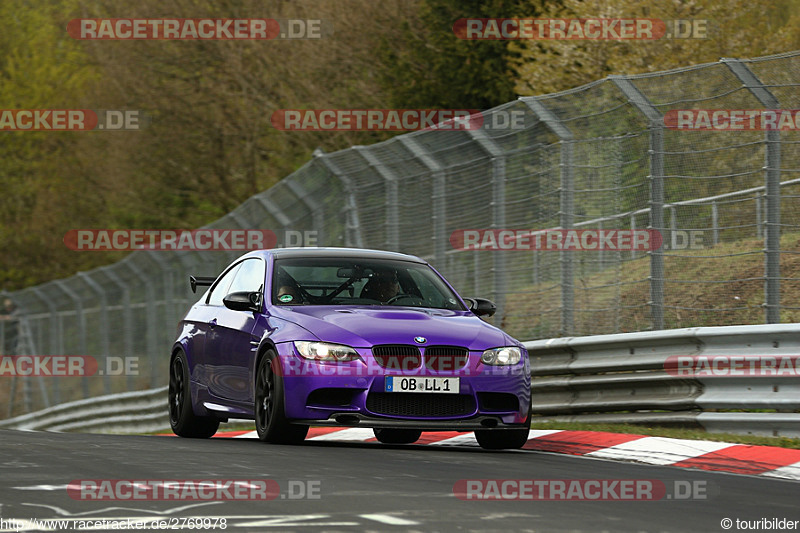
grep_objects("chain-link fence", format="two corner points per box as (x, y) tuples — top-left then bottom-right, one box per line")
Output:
(3, 50), (800, 418)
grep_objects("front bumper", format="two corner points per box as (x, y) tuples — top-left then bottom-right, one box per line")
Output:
(291, 413), (527, 431)
(276, 348), (531, 425)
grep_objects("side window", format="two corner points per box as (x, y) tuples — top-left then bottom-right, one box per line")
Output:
(228, 259), (266, 295)
(207, 263), (242, 306)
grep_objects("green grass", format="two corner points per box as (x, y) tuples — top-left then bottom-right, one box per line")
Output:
(502, 230), (800, 339)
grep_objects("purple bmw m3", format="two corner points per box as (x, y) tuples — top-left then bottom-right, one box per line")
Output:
(169, 247), (531, 449)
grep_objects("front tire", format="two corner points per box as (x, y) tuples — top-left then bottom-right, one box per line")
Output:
(169, 350), (219, 438)
(255, 351), (308, 444)
(373, 428), (422, 444)
(475, 405), (531, 450)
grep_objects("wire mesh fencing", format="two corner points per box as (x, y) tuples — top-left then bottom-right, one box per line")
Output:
(2, 50), (800, 418)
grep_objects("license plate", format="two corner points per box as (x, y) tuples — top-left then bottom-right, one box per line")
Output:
(384, 376), (459, 394)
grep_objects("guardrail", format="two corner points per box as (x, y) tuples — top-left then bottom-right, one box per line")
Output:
(1, 325), (799, 438)
(525, 324), (800, 438)
(0, 386), (168, 434)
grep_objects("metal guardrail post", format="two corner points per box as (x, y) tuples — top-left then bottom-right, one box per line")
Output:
(354, 146), (400, 251)
(521, 97), (575, 335)
(609, 76), (665, 331)
(465, 128), (508, 326)
(398, 137), (447, 269)
(721, 58), (782, 323)
(313, 148), (364, 248)
(53, 280), (90, 397)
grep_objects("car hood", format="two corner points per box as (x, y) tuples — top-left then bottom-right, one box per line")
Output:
(270, 306), (512, 350)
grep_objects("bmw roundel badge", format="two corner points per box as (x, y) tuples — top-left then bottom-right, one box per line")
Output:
(414, 336), (427, 344)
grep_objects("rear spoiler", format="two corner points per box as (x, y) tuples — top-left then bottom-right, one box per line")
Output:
(190, 275), (217, 293)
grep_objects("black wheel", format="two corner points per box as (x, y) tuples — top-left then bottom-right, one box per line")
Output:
(475, 405), (532, 450)
(373, 428), (422, 444)
(169, 350), (219, 438)
(255, 351), (308, 444)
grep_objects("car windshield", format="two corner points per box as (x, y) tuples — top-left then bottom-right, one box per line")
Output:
(271, 257), (466, 310)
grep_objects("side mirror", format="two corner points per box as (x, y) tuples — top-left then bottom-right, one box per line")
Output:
(223, 291), (262, 313)
(465, 297), (496, 317)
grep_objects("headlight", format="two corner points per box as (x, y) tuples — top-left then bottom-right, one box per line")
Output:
(294, 341), (360, 362)
(480, 346), (521, 366)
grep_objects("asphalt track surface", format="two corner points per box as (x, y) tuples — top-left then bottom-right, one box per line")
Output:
(1, 429), (798, 532)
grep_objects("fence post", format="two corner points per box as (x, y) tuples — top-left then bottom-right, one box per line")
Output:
(354, 146), (400, 251)
(711, 201), (719, 246)
(29, 288), (58, 406)
(755, 193), (762, 238)
(284, 177), (326, 246)
(521, 97), (576, 335)
(122, 260), (159, 388)
(78, 272), (111, 395)
(251, 197), (291, 247)
(99, 267), (135, 391)
(667, 206), (674, 251)
(313, 148), (364, 248)
(721, 58), (782, 323)
(53, 280), (90, 397)
(610, 76), (665, 331)
(465, 128), (507, 325)
(398, 136), (447, 269)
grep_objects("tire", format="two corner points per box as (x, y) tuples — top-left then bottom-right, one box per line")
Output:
(255, 350), (308, 444)
(169, 350), (219, 438)
(373, 428), (422, 444)
(474, 405), (532, 450)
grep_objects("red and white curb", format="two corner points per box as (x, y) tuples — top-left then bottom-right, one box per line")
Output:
(196, 427), (800, 481)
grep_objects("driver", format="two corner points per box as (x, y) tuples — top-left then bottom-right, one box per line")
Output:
(361, 269), (400, 303)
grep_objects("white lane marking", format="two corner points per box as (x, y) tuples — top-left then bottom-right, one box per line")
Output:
(527, 429), (564, 439)
(22, 502), (221, 517)
(12, 484), (69, 491)
(306, 428), (376, 442)
(235, 515), (359, 527)
(761, 460), (800, 481)
(427, 433), (479, 446)
(586, 436), (733, 465)
(360, 513), (420, 525)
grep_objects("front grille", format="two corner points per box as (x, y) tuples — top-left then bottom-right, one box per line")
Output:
(372, 344), (421, 370)
(366, 392), (475, 417)
(424, 345), (469, 371)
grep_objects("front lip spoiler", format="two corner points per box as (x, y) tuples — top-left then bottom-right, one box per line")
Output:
(290, 413), (525, 431)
